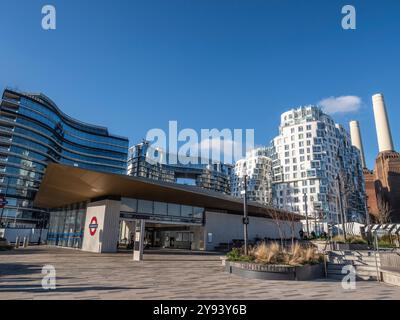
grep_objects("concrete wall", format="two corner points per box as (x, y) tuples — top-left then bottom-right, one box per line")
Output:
(203, 211), (301, 250)
(82, 199), (121, 253)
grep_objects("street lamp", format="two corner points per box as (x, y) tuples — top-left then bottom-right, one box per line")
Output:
(242, 175), (249, 255)
(336, 173), (347, 241)
(303, 192), (310, 237)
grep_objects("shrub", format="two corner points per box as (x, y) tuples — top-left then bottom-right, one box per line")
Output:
(227, 248), (253, 262)
(253, 242), (281, 264)
(332, 235), (367, 244)
(226, 242), (324, 266)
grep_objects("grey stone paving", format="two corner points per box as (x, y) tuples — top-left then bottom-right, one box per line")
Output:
(1, 246), (400, 300)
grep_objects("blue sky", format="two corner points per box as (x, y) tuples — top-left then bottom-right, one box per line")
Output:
(0, 0), (399, 168)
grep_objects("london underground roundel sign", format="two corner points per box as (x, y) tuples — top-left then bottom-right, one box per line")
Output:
(89, 217), (98, 236)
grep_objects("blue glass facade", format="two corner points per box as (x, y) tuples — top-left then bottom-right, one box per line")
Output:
(0, 89), (129, 228)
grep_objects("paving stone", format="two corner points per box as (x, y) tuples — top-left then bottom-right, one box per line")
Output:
(1, 246), (400, 299)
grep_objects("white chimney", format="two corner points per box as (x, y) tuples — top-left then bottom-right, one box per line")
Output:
(372, 93), (394, 153)
(349, 120), (366, 168)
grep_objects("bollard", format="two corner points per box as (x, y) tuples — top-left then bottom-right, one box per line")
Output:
(26, 237), (29, 247)
(23, 237), (27, 248)
(15, 236), (20, 248)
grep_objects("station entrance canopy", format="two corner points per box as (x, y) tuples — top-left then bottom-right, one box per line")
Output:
(35, 164), (302, 254)
(34, 163), (301, 221)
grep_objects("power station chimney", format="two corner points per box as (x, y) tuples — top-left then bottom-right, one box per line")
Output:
(349, 120), (366, 168)
(372, 93), (395, 153)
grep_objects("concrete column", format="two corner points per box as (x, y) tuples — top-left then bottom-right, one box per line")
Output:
(133, 219), (145, 261)
(349, 120), (367, 168)
(82, 199), (121, 253)
(372, 93), (394, 153)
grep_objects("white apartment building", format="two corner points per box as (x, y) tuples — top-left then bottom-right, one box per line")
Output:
(231, 147), (273, 205)
(270, 106), (366, 233)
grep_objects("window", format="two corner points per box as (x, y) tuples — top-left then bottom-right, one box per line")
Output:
(168, 203), (181, 216)
(181, 205), (193, 217)
(154, 202), (167, 215)
(138, 200), (153, 214)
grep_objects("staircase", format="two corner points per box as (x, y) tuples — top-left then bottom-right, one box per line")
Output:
(327, 250), (381, 281)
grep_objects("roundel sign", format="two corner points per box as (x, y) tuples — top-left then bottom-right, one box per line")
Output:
(89, 217), (99, 236)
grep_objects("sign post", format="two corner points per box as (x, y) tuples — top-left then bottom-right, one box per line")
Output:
(133, 219), (145, 261)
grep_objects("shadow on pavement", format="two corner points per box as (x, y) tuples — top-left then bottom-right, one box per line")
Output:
(0, 284), (151, 293)
(0, 263), (43, 277)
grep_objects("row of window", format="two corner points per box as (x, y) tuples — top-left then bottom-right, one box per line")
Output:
(20, 98), (128, 147)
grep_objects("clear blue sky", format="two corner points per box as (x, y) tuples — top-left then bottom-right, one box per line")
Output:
(1, 0), (399, 169)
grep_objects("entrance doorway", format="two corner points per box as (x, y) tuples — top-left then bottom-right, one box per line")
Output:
(145, 223), (194, 250)
(118, 219), (201, 251)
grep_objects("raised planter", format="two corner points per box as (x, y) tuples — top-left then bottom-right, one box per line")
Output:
(225, 260), (324, 281)
(332, 243), (369, 251)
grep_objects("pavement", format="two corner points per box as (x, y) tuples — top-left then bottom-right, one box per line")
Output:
(1, 246), (400, 300)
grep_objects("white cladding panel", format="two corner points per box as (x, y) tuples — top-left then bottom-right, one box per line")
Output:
(82, 200), (121, 253)
(203, 211), (301, 250)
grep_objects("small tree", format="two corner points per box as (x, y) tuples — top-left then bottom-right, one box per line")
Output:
(269, 209), (285, 248)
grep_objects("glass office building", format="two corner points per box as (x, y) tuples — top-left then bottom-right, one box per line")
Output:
(0, 89), (129, 228)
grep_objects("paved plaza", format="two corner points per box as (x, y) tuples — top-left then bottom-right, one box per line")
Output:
(1, 246), (400, 300)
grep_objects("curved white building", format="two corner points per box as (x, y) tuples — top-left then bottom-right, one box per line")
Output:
(231, 147), (273, 205)
(270, 106), (366, 232)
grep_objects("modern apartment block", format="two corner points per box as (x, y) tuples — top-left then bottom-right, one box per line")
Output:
(231, 147), (273, 205)
(0, 89), (129, 228)
(269, 106), (366, 231)
(127, 141), (233, 194)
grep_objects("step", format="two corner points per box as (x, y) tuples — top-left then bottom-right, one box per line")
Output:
(355, 265), (381, 272)
(327, 274), (346, 280)
(327, 262), (380, 271)
(327, 271), (378, 281)
(329, 251), (377, 258)
(328, 257), (380, 264)
(329, 253), (379, 259)
(327, 264), (350, 271)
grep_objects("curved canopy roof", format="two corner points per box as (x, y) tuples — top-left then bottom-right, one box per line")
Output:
(34, 163), (302, 221)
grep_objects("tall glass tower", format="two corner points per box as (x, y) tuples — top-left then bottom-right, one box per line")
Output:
(0, 89), (129, 228)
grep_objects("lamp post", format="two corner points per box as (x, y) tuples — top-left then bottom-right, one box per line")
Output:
(336, 173), (347, 241)
(242, 175), (249, 255)
(303, 192), (310, 237)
